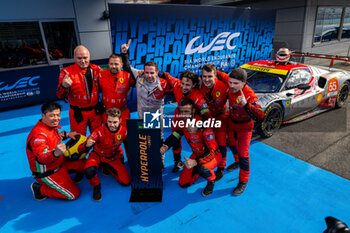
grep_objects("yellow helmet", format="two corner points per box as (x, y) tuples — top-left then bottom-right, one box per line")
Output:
(63, 135), (88, 160)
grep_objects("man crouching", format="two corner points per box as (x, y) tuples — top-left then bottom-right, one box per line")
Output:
(83, 108), (130, 201)
(160, 99), (222, 197)
(26, 102), (83, 201)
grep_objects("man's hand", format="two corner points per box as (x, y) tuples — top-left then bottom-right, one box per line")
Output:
(54, 139), (66, 157)
(138, 70), (144, 77)
(62, 74), (72, 88)
(86, 138), (96, 148)
(184, 156), (197, 169)
(160, 144), (169, 154)
(237, 89), (247, 106)
(121, 39), (131, 54)
(68, 131), (79, 140)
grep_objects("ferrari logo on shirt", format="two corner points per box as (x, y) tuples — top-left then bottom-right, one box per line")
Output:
(119, 78), (124, 83)
(117, 134), (122, 140)
(216, 91), (220, 97)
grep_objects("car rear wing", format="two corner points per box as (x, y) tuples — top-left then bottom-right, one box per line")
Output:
(291, 52), (350, 69)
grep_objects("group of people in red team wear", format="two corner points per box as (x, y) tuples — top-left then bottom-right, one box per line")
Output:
(26, 44), (264, 202)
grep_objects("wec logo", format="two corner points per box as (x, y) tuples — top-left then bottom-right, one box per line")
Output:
(185, 32), (240, 55)
(0, 76), (40, 91)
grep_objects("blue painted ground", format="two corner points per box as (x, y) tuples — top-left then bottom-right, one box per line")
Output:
(0, 101), (349, 233)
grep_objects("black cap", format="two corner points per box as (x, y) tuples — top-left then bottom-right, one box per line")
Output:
(229, 68), (247, 83)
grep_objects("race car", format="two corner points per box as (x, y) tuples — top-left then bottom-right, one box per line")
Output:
(240, 59), (350, 138)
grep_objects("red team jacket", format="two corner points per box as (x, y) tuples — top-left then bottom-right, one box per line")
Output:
(216, 71), (264, 130)
(99, 70), (135, 110)
(173, 115), (218, 164)
(199, 78), (229, 117)
(87, 124), (127, 159)
(163, 72), (210, 116)
(26, 121), (64, 173)
(56, 63), (102, 108)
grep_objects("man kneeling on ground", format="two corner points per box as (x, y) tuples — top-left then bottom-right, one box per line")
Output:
(26, 102), (84, 201)
(160, 99), (222, 197)
(82, 108), (130, 201)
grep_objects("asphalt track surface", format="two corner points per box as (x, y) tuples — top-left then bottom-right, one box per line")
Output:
(0, 101), (349, 232)
(260, 93), (350, 180)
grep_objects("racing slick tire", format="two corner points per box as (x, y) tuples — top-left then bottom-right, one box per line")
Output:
(335, 81), (350, 108)
(257, 103), (283, 138)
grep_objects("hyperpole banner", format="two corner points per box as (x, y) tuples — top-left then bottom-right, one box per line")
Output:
(127, 119), (163, 202)
(109, 4), (275, 77)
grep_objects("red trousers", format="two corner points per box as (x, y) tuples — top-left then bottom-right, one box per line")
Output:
(214, 113), (228, 168)
(36, 159), (85, 200)
(84, 151), (130, 187)
(179, 152), (221, 187)
(227, 120), (252, 183)
(172, 107), (182, 157)
(69, 108), (102, 136)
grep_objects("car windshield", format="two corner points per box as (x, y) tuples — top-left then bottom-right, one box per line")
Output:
(244, 69), (287, 93)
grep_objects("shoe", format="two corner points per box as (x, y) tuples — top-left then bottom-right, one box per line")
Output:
(30, 182), (47, 201)
(227, 162), (240, 171)
(172, 160), (184, 173)
(101, 166), (110, 176)
(93, 184), (102, 201)
(215, 168), (225, 181)
(232, 182), (247, 196)
(73, 172), (84, 183)
(202, 181), (215, 197)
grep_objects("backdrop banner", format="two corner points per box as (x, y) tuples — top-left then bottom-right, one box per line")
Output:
(0, 65), (59, 111)
(109, 3), (275, 77)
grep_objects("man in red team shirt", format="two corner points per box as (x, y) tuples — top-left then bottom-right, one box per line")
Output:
(224, 68), (264, 195)
(199, 64), (231, 181)
(56, 45), (103, 136)
(160, 99), (221, 197)
(99, 53), (135, 127)
(162, 71), (211, 172)
(26, 102), (85, 201)
(82, 108), (130, 201)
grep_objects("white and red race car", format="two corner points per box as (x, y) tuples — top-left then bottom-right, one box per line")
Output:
(240, 60), (350, 137)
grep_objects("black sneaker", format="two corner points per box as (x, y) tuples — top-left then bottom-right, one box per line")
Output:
(232, 182), (247, 196)
(215, 167), (225, 181)
(30, 182), (47, 201)
(73, 172), (84, 183)
(101, 166), (110, 176)
(227, 162), (240, 171)
(202, 181), (215, 197)
(172, 160), (184, 173)
(93, 184), (102, 201)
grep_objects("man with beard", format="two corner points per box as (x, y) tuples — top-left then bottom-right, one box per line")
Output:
(162, 71), (211, 172)
(99, 53), (135, 127)
(160, 99), (221, 197)
(82, 108), (130, 201)
(120, 41), (171, 170)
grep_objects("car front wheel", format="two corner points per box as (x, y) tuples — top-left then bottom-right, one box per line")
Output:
(257, 103), (283, 138)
